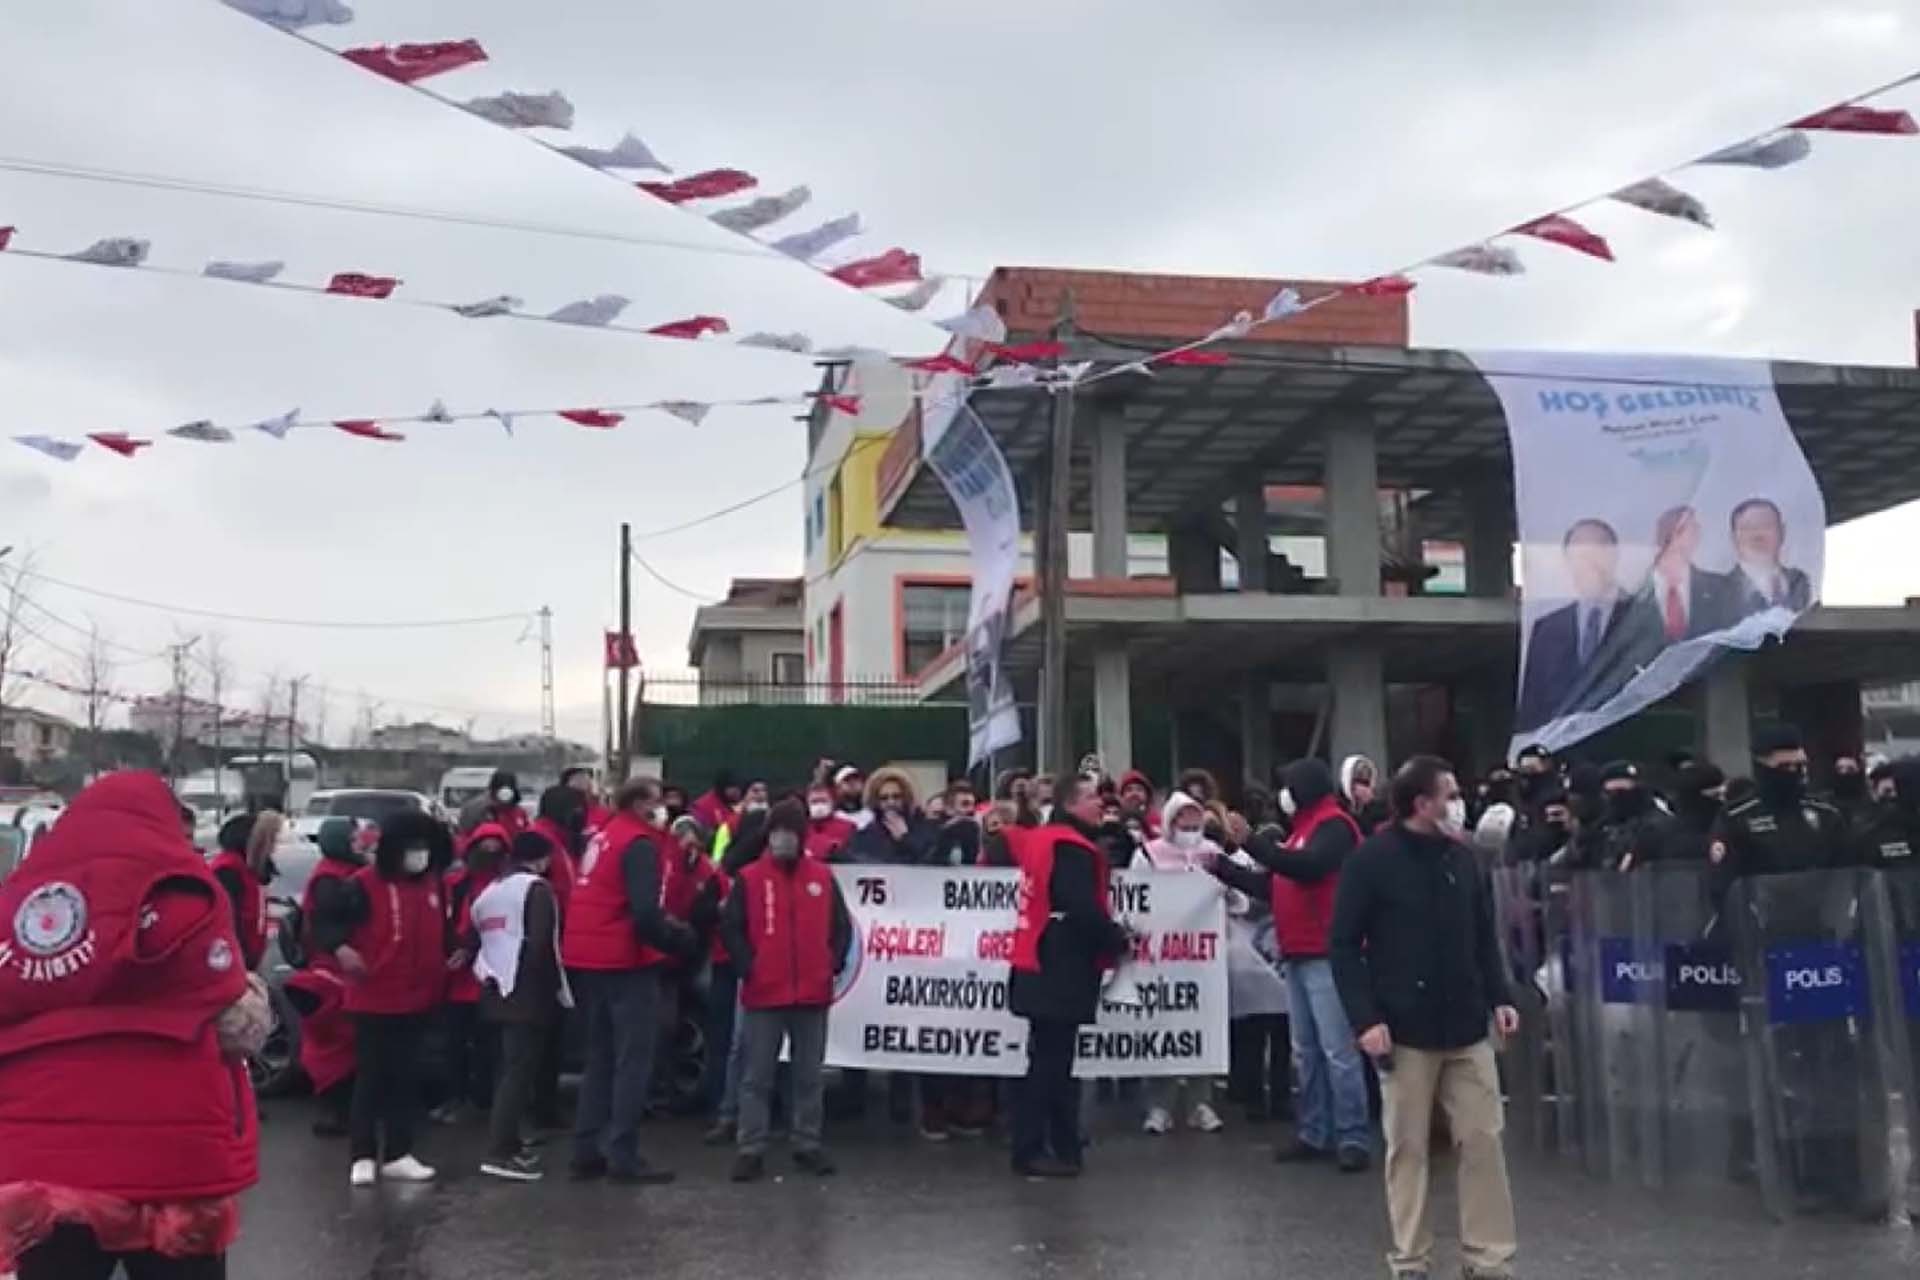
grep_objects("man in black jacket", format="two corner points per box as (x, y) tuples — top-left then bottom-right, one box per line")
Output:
(1330, 756), (1518, 1280)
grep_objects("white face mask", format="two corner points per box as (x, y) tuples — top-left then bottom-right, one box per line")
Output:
(1443, 798), (1468, 834)
(650, 805), (668, 827)
(745, 800), (767, 813)
(768, 830), (802, 862)
(493, 787), (516, 805)
(401, 848), (431, 875)
(1278, 788), (1296, 817)
(1172, 828), (1204, 849)
(808, 800), (833, 821)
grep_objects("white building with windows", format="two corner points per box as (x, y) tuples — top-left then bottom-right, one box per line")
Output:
(686, 577), (807, 704)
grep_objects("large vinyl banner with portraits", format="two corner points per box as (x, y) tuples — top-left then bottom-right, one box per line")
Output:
(1471, 352), (1825, 759)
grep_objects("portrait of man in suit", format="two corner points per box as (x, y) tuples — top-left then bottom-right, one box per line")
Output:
(1516, 517), (1632, 733)
(1729, 497), (1812, 615)
(1642, 505), (1736, 642)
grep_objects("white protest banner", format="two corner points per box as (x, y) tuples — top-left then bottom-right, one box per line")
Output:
(1472, 351), (1825, 758)
(825, 865), (1228, 1078)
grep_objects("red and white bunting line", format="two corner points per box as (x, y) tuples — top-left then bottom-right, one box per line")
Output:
(215, 2), (964, 323)
(1076, 67), (1920, 387)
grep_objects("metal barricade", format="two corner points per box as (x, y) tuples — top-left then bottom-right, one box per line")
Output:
(1728, 869), (1905, 1222)
(1643, 866), (1747, 1191)
(1539, 875), (1585, 1162)
(1864, 870), (1918, 1220)
(1490, 864), (1551, 1153)
(1567, 871), (1663, 1184)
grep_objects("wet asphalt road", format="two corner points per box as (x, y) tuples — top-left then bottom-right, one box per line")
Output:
(236, 1095), (1920, 1280)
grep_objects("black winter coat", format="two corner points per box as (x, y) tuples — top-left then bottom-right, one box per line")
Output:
(1330, 823), (1510, 1052)
(1008, 831), (1129, 1025)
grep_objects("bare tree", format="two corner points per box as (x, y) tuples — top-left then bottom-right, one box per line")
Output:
(355, 689), (385, 748)
(0, 548), (40, 729)
(256, 671), (283, 754)
(312, 682), (330, 748)
(70, 620), (117, 779)
(201, 631), (232, 800)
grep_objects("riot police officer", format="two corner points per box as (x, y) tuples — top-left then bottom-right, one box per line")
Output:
(1852, 758), (1919, 868)
(1621, 762), (1723, 869)
(1708, 722), (1851, 898)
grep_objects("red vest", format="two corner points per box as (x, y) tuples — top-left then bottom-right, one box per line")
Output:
(284, 965), (355, 1093)
(561, 812), (676, 972)
(736, 856), (837, 1010)
(299, 856), (359, 972)
(442, 865), (494, 1004)
(1008, 823), (1111, 974)
(805, 814), (855, 861)
(208, 849), (268, 972)
(530, 816), (578, 921)
(1270, 798), (1359, 959)
(0, 772), (257, 1201)
(343, 867), (446, 1015)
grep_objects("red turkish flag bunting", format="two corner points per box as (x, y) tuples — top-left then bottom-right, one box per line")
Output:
(88, 432), (152, 457)
(1162, 350), (1233, 366)
(334, 420), (405, 442)
(816, 394), (861, 415)
(0, 227), (13, 251)
(1353, 274), (1418, 297)
(647, 315), (731, 340)
(341, 40), (489, 84)
(604, 630), (639, 670)
(903, 354), (979, 375)
(828, 249), (923, 288)
(989, 340), (1066, 361)
(558, 409), (625, 429)
(1513, 214), (1614, 262)
(1790, 103), (1918, 134)
(637, 169), (758, 204)
(326, 272), (400, 298)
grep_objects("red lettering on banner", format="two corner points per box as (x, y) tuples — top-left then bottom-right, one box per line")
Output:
(976, 929), (1015, 961)
(866, 922), (949, 961)
(1158, 931), (1218, 963)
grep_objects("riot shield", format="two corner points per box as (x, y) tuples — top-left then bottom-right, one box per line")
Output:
(1861, 869), (1917, 1223)
(1567, 871), (1662, 1186)
(1729, 869), (1902, 1222)
(1538, 877), (1584, 1161)
(1491, 864), (1550, 1153)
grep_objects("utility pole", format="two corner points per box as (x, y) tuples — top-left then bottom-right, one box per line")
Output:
(1038, 295), (1076, 778)
(617, 524), (633, 782)
(166, 636), (199, 786)
(538, 605), (557, 756)
(286, 676), (305, 768)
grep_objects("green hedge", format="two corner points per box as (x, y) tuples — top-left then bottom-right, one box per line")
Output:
(637, 703), (970, 791)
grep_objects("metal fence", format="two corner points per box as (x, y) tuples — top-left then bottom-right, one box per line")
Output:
(639, 673), (960, 709)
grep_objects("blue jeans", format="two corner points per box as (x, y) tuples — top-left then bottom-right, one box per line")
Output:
(572, 967), (661, 1174)
(1287, 957), (1370, 1153)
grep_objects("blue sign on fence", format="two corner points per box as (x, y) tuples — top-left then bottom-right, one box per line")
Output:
(1901, 942), (1920, 1020)
(1764, 941), (1868, 1026)
(1598, 937), (1662, 1005)
(1663, 942), (1742, 1014)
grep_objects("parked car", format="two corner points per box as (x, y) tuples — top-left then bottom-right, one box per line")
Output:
(291, 789), (431, 845)
(0, 800), (64, 885)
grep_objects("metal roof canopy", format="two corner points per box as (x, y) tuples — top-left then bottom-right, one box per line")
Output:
(880, 342), (1920, 541)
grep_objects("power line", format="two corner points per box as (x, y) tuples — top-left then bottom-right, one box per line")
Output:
(19, 568), (533, 631)
(631, 433), (888, 542)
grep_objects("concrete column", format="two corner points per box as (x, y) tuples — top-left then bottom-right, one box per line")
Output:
(1327, 641), (1389, 772)
(1093, 639), (1133, 775)
(1465, 484), (1515, 599)
(1324, 418), (1381, 597)
(1089, 410), (1129, 579)
(1235, 482), (1268, 593)
(1240, 671), (1272, 788)
(1701, 657), (1752, 775)
(1169, 524), (1222, 594)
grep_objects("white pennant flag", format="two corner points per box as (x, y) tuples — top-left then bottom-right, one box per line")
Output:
(654, 401), (711, 426)
(981, 364), (1040, 389)
(1698, 131), (1811, 170)
(547, 294), (630, 326)
(485, 409), (515, 437)
(815, 344), (888, 360)
(1611, 177), (1713, 228)
(451, 294), (521, 318)
(710, 185), (813, 234)
(250, 408), (300, 441)
(204, 259), (285, 284)
(168, 420), (234, 443)
(14, 435), (82, 462)
(423, 399), (454, 424)
(737, 331), (814, 353)
(769, 213), (862, 261)
(1432, 243), (1527, 275)
(934, 304), (1008, 344)
(557, 131), (667, 172)
(1261, 286), (1307, 322)
(66, 237), (149, 267)
(221, 0), (353, 27)
(464, 90), (575, 130)
(1207, 310), (1256, 342)
(886, 276), (946, 312)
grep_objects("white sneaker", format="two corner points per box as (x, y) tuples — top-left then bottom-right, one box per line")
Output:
(1142, 1107), (1173, 1135)
(1189, 1101), (1225, 1133)
(380, 1155), (437, 1183)
(349, 1159), (378, 1188)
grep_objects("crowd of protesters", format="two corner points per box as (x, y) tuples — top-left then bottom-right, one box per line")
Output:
(2, 725), (1916, 1276)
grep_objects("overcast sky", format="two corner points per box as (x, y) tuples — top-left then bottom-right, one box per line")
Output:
(2, 0), (1918, 745)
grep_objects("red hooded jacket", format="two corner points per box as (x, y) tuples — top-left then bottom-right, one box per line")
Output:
(342, 865), (446, 1016)
(0, 772), (257, 1201)
(735, 855), (838, 1010)
(805, 813), (855, 861)
(561, 811), (679, 972)
(1270, 796), (1360, 958)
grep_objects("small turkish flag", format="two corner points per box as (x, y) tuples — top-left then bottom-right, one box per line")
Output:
(816, 394), (861, 416)
(828, 249), (922, 289)
(1353, 274), (1418, 297)
(0, 227), (14, 251)
(637, 169), (758, 204)
(1513, 214), (1615, 262)
(88, 432), (152, 457)
(341, 40), (489, 84)
(558, 409), (625, 429)
(1789, 104), (1918, 135)
(1161, 350), (1232, 366)
(903, 354), (979, 375)
(604, 630), (639, 670)
(326, 272), (400, 299)
(334, 420), (405, 442)
(647, 315), (730, 340)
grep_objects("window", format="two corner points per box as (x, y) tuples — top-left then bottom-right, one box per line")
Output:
(33, 724), (52, 748)
(900, 582), (970, 676)
(771, 652), (804, 685)
(826, 473), (845, 563)
(814, 492), (826, 538)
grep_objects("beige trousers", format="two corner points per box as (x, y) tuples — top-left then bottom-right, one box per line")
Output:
(1379, 1038), (1517, 1277)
